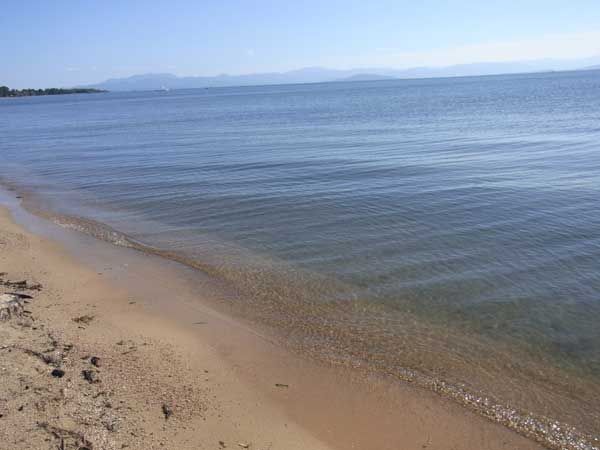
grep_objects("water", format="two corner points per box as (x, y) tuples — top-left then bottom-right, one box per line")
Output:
(2, 70), (600, 446)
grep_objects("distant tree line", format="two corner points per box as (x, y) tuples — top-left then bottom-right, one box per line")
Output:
(0, 86), (106, 97)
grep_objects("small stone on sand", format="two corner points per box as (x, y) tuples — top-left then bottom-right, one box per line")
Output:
(51, 369), (65, 378)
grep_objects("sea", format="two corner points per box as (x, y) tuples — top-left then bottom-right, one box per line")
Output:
(1, 70), (599, 448)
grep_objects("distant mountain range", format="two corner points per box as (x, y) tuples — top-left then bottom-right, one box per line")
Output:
(81, 55), (600, 91)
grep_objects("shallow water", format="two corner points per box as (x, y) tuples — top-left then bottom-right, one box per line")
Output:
(1, 71), (600, 444)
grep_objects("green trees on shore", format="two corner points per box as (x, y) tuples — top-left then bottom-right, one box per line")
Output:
(0, 86), (105, 97)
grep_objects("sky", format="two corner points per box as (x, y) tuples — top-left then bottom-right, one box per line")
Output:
(2, 0), (600, 88)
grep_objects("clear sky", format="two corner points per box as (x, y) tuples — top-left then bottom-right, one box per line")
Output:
(2, 0), (600, 88)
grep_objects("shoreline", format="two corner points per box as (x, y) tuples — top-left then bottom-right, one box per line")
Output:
(0, 203), (338, 450)
(4, 182), (600, 449)
(0, 190), (591, 450)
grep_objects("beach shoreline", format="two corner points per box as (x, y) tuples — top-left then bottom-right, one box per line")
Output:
(0, 193), (570, 450)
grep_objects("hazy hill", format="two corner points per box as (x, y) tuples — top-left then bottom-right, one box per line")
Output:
(81, 55), (600, 91)
(82, 68), (394, 91)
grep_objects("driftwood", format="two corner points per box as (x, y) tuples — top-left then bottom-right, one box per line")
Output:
(0, 275), (42, 291)
(0, 293), (27, 321)
(37, 422), (93, 450)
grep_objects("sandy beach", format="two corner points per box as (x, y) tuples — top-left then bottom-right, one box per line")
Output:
(0, 200), (549, 450)
(4, 2), (600, 448)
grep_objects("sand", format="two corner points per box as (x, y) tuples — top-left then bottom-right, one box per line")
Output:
(0, 202), (547, 450)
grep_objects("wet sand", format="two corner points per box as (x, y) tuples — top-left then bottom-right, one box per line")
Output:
(0, 198), (550, 450)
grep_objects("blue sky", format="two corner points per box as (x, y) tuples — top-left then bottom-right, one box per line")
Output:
(2, 0), (600, 88)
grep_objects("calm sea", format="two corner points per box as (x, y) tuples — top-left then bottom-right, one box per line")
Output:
(2, 70), (600, 445)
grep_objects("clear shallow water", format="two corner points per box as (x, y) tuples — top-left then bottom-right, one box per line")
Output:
(2, 71), (600, 444)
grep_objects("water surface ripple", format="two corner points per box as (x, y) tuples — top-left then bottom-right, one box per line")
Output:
(2, 70), (600, 448)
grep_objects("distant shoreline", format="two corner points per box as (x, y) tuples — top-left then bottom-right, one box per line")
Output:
(0, 86), (106, 98)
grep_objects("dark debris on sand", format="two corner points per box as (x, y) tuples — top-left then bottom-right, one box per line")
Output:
(0, 273), (42, 291)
